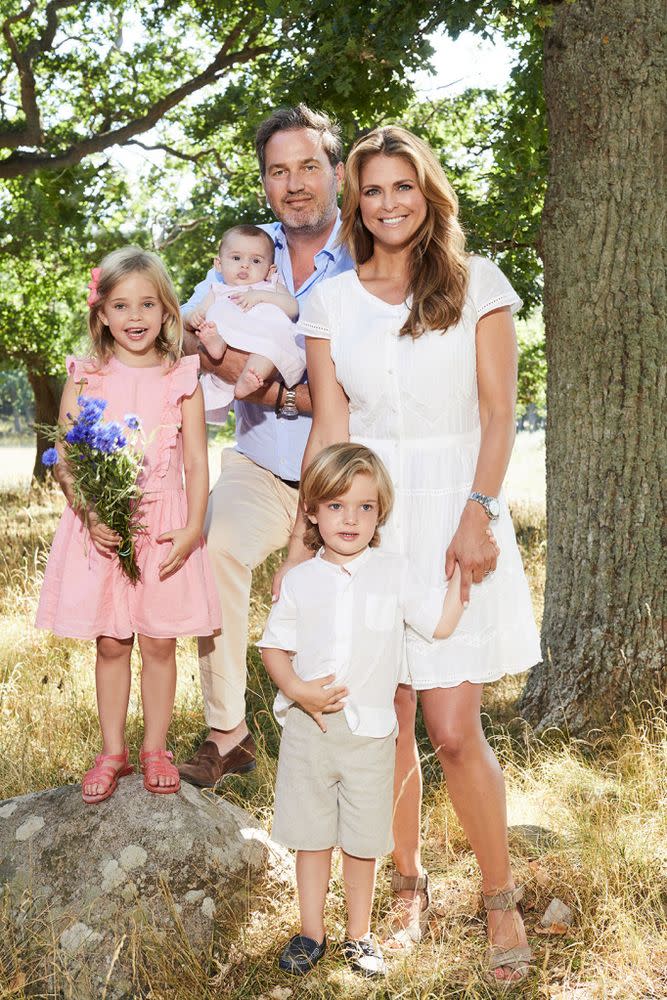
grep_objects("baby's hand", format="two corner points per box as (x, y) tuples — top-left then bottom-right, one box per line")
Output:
(230, 289), (263, 313)
(157, 527), (200, 579)
(195, 321), (224, 357)
(294, 674), (348, 732)
(87, 510), (121, 557)
(185, 307), (207, 330)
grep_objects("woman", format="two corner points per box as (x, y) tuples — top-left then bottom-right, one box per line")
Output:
(276, 126), (541, 982)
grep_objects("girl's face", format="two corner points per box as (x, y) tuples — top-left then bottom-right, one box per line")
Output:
(308, 472), (380, 565)
(358, 153), (428, 250)
(100, 272), (168, 365)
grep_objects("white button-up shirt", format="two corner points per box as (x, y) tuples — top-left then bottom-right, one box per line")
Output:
(257, 547), (446, 738)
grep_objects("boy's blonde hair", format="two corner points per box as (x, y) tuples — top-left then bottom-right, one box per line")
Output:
(87, 246), (183, 367)
(301, 443), (394, 552)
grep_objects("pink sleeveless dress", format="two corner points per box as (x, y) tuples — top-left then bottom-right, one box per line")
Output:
(35, 354), (222, 640)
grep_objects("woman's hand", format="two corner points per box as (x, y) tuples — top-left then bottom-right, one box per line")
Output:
(87, 510), (121, 557)
(445, 504), (501, 605)
(157, 526), (200, 579)
(293, 675), (349, 732)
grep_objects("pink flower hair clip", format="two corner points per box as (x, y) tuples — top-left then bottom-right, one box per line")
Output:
(87, 267), (102, 307)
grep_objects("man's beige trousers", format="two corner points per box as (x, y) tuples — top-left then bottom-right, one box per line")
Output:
(198, 448), (299, 730)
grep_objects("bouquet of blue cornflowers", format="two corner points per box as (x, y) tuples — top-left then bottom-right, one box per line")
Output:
(42, 397), (145, 583)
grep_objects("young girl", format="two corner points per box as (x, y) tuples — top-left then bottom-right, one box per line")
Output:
(36, 246), (221, 803)
(187, 225), (304, 421)
(258, 444), (485, 978)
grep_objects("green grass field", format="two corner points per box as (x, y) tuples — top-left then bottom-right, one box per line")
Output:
(1, 485), (665, 999)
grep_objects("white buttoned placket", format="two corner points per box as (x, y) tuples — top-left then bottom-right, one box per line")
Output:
(332, 564), (357, 728)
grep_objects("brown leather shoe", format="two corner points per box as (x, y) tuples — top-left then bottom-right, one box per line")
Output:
(178, 733), (256, 788)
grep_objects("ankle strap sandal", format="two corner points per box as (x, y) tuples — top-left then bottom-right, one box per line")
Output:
(482, 885), (533, 985)
(384, 870), (431, 950)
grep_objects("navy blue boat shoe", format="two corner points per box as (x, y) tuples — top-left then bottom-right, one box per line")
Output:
(278, 933), (327, 975)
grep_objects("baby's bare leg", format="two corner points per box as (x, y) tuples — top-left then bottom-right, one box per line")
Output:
(234, 353), (278, 398)
(196, 321), (227, 363)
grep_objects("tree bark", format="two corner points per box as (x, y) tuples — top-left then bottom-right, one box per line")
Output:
(28, 371), (61, 481)
(520, 0), (666, 734)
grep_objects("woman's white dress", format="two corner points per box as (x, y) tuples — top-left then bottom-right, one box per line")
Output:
(299, 256), (541, 689)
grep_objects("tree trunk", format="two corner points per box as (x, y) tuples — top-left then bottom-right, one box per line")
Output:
(28, 371), (62, 482)
(520, 0), (666, 734)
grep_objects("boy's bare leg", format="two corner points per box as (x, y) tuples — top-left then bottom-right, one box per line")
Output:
(342, 852), (377, 939)
(296, 848), (332, 942)
(234, 355), (277, 398)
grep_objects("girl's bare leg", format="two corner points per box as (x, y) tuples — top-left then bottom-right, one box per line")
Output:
(342, 852), (377, 939)
(137, 634), (177, 788)
(387, 684), (424, 934)
(234, 355), (277, 398)
(296, 848), (333, 942)
(420, 682), (529, 982)
(86, 635), (133, 797)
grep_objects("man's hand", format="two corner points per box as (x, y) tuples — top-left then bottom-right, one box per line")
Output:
(293, 674), (348, 732)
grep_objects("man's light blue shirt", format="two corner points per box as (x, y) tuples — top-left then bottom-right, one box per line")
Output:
(182, 213), (353, 482)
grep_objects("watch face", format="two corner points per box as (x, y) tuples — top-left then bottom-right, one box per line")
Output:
(488, 498), (500, 518)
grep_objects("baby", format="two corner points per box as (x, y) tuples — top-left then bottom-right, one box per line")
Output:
(189, 225), (304, 419)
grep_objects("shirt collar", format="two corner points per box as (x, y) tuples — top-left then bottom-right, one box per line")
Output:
(272, 210), (343, 261)
(315, 546), (373, 577)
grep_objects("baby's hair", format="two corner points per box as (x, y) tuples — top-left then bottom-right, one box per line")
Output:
(300, 443), (394, 552)
(218, 224), (275, 263)
(87, 246), (182, 367)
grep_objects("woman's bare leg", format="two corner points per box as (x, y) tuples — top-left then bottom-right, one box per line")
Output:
(420, 682), (529, 981)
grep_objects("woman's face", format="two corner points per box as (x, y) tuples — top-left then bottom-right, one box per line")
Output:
(358, 154), (428, 250)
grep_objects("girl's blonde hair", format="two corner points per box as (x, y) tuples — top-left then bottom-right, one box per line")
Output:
(340, 125), (469, 339)
(301, 443), (394, 552)
(87, 246), (182, 366)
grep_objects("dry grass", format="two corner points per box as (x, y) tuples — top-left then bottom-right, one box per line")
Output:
(1, 487), (666, 999)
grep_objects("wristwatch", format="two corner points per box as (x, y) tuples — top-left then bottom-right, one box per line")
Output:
(468, 491), (500, 520)
(280, 386), (298, 418)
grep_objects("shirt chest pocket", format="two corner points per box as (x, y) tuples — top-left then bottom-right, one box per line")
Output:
(365, 593), (398, 632)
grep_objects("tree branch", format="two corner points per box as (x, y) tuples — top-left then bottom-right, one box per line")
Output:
(0, 29), (274, 178)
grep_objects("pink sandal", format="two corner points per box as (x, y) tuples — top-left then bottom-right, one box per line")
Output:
(139, 748), (180, 794)
(81, 748), (134, 804)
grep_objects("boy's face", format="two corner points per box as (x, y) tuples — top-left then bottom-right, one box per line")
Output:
(308, 472), (380, 565)
(215, 235), (274, 286)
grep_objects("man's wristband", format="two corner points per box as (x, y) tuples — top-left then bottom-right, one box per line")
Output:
(275, 381), (285, 414)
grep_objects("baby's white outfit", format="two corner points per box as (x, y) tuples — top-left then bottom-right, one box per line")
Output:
(201, 279), (306, 424)
(258, 547), (445, 856)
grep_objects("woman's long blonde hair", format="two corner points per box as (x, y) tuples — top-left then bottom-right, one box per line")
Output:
(340, 126), (469, 338)
(87, 246), (182, 366)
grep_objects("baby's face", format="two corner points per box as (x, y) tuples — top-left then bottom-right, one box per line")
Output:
(215, 236), (273, 286)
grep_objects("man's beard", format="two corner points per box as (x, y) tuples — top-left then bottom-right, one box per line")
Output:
(277, 180), (338, 236)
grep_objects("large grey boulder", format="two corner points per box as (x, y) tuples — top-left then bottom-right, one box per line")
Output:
(0, 775), (286, 998)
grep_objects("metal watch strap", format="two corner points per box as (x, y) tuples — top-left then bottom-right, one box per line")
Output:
(468, 491), (500, 520)
(280, 386), (298, 418)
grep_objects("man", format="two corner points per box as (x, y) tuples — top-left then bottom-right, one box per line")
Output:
(178, 104), (353, 786)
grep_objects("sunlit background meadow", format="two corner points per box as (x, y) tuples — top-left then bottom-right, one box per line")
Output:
(2, 432), (666, 1000)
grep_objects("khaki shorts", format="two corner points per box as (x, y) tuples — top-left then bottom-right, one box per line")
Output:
(271, 707), (397, 859)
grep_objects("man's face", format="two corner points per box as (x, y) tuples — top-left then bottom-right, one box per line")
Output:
(262, 128), (343, 235)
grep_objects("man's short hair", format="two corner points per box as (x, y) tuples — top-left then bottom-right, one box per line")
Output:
(255, 103), (343, 177)
(218, 224), (275, 263)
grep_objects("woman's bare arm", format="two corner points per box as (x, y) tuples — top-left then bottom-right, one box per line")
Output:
(445, 305), (518, 603)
